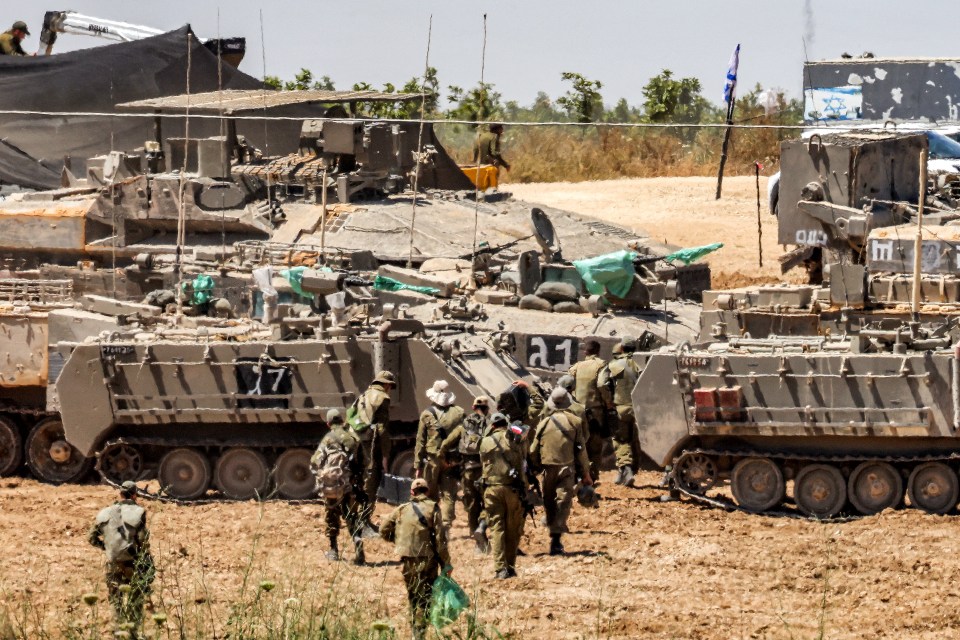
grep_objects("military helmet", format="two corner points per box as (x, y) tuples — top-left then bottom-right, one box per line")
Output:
(472, 395), (491, 408)
(620, 336), (637, 352)
(410, 478), (429, 494)
(577, 483), (599, 508)
(548, 386), (572, 410)
(326, 408), (343, 424)
(120, 480), (137, 496)
(373, 371), (396, 386)
(557, 375), (576, 392)
(490, 412), (509, 427)
(12, 21), (29, 35)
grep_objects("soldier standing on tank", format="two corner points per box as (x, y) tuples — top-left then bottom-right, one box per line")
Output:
(598, 337), (641, 486)
(380, 478), (452, 640)
(311, 408), (366, 565)
(531, 387), (593, 555)
(439, 395), (491, 552)
(88, 481), (155, 634)
(480, 412), (528, 579)
(415, 380), (465, 530)
(568, 339), (610, 481)
(353, 370), (394, 532)
(473, 123), (511, 171)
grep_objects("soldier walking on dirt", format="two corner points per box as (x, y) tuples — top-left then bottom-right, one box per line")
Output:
(479, 412), (529, 579)
(531, 387), (593, 555)
(380, 478), (452, 640)
(311, 408), (366, 565)
(568, 339), (610, 480)
(88, 481), (155, 634)
(415, 380), (465, 530)
(440, 395), (492, 552)
(598, 337), (641, 487)
(351, 370), (394, 532)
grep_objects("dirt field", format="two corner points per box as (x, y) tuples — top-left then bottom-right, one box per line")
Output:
(509, 176), (800, 289)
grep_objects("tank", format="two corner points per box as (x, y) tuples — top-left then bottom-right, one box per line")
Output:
(53, 312), (531, 500)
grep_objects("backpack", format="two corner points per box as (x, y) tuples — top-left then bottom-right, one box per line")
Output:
(459, 414), (485, 456)
(99, 504), (144, 563)
(312, 444), (352, 500)
(346, 391), (377, 434)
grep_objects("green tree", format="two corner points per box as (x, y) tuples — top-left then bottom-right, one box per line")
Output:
(556, 72), (603, 123)
(641, 69), (710, 123)
(446, 82), (503, 122)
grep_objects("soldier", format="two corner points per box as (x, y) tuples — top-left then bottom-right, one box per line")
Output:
(380, 478), (452, 640)
(351, 370), (395, 532)
(311, 409), (366, 565)
(479, 412), (528, 579)
(568, 339), (609, 480)
(472, 123), (511, 171)
(598, 337), (641, 487)
(549, 376), (586, 422)
(88, 481), (155, 634)
(439, 395), (491, 552)
(531, 387), (593, 555)
(415, 380), (464, 529)
(0, 21), (29, 56)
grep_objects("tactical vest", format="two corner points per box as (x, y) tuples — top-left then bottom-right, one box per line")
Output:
(458, 413), (487, 457)
(602, 357), (640, 407)
(480, 429), (524, 486)
(392, 497), (440, 559)
(570, 355), (606, 410)
(422, 405), (465, 456)
(535, 412), (579, 466)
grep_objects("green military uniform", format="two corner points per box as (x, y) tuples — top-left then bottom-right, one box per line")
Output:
(480, 422), (526, 577)
(354, 380), (392, 520)
(88, 495), (155, 633)
(311, 422), (365, 562)
(380, 492), (451, 640)
(415, 403), (465, 528)
(569, 353), (609, 479)
(531, 405), (590, 544)
(472, 130), (510, 169)
(439, 411), (488, 533)
(0, 31), (26, 57)
(598, 348), (641, 481)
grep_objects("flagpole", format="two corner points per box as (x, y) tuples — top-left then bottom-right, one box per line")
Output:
(715, 44), (740, 200)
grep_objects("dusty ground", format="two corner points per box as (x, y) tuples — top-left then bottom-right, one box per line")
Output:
(4, 473), (960, 639)
(509, 176), (801, 289)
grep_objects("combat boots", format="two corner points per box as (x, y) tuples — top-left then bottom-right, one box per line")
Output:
(352, 536), (366, 566)
(495, 568), (512, 579)
(619, 466), (635, 487)
(613, 467), (625, 485)
(549, 533), (565, 556)
(325, 535), (339, 562)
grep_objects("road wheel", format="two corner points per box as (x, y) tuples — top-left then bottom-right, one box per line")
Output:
(848, 461), (902, 515)
(674, 452), (718, 495)
(907, 462), (959, 515)
(274, 448), (316, 500)
(0, 416), (22, 476)
(98, 443), (144, 484)
(158, 448), (212, 500)
(214, 447), (270, 500)
(730, 457), (784, 513)
(794, 464), (846, 518)
(25, 417), (92, 484)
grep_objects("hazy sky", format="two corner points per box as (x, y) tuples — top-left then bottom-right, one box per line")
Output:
(17, 1), (960, 108)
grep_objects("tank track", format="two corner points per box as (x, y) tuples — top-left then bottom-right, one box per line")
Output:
(670, 446), (960, 521)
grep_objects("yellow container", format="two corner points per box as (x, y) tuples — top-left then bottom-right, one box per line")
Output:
(460, 164), (499, 191)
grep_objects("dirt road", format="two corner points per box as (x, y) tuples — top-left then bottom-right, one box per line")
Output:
(509, 176), (801, 289)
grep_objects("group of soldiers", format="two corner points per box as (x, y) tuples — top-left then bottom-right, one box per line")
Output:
(87, 336), (640, 638)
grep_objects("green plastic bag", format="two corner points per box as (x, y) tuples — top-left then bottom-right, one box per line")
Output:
(372, 274), (440, 296)
(429, 574), (469, 629)
(182, 274), (215, 306)
(664, 242), (723, 265)
(572, 249), (638, 298)
(280, 266), (308, 297)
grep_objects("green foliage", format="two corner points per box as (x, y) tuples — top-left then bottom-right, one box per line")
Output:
(278, 68), (336, 92)
(556, 72), (604, 123)
(641, 69), (712, 124)
(446, 82), (503, 122)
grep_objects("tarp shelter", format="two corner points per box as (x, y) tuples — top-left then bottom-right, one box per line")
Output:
(0, 25), (263, 189)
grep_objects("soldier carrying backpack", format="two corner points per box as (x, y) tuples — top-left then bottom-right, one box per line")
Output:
(440, 395), (492, 553)
(311, 408), (367, 565)
(88, 481), (155, 634)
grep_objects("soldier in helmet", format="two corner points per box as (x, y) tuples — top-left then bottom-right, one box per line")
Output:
(568, 339), (610, 480)
(598, 337), (641, 486)
(479, 412), (528, 578)
(546, 376), (586, 422)
(0, 21), (30, 56)
(440, 395), (491, 552)
(415, 380), (465, 530)
(349, 370), (395, 532)
(88, 481), (155, 634)
(311, 408), (366, 564)
(473, 123), (511, 171)
(380, 477), (452, 640)
(531, 387), (592, 555)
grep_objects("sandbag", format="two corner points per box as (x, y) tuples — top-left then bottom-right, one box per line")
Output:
(535, 281), (579, 302)
(553, 301), (584, 314)
(519, 294), (553, 311)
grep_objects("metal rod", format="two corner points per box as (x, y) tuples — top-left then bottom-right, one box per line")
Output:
(755, 161), (763, 268)
(911, 147), (928, 319)
(407, 15), (433, 269)
(319, 166), (328, 261)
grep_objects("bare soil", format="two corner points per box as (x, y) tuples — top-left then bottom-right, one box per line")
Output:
(509, 176), (804, 289)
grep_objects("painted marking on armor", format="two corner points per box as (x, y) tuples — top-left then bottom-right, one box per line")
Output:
(796, 229), (828, 246)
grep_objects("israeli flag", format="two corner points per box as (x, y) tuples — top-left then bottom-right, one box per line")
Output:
(722, 44), (741, 105)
